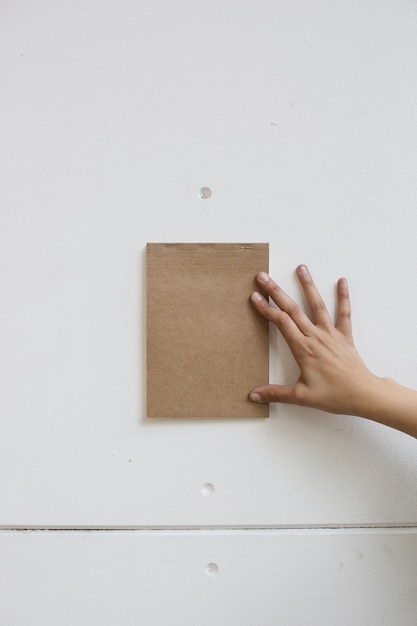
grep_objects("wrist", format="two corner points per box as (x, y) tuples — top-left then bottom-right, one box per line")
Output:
(353, 374), (391, 420)
(354, 375), (417, 438)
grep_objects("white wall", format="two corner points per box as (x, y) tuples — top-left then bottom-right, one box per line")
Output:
(1, 0), (417, 623)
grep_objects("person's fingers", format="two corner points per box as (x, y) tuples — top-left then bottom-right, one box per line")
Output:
(295, 264), (333, 327)
(255, 271), (314, 336)
(249, 383), (306, 405)
(336, 277), (352, 338)
(250, 291), (306, 356)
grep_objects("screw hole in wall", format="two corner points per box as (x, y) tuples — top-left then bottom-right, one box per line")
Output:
(199, 187), (212, 199)
(201, 483), (215, 496)
(205, 563), (219, 576)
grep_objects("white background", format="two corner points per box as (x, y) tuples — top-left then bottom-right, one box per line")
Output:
(1, 0), (417, 623)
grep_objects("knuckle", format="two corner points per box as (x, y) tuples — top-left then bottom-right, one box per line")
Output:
(311, 299), (326, 314)
(256, 300), (279, 323)
(300, 338), (315, 358)
(276, 310), (292, 327)
(261, 301), (276, 317)
(286, 303), (302, 319)
(293, 384), (309, 406)
(264, 389), (278, 402)
(270, 284), (283, 300)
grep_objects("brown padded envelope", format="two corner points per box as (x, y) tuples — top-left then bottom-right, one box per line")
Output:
(146, 243), (269, 418)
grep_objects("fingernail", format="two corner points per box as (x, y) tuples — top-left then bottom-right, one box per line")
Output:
(258, 271), (269, 283)
(297, 265), (308, 276)
(251, 291), (263, 302)
(250, 392), (262, 402)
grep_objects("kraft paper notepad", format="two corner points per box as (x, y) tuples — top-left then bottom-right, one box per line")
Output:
(146, 243), (269, 418)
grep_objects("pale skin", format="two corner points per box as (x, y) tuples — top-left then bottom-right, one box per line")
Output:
(249, 265), (417, 439)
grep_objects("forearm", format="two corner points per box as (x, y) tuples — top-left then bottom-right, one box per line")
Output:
(354, 376), (417, 438)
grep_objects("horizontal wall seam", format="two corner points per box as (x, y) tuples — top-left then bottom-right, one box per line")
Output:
(1, 525), (417, 533)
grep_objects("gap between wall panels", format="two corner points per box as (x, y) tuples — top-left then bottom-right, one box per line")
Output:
(1, 525), (417, 533)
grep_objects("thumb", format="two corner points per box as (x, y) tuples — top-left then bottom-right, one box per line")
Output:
(249, 384), (296, 405)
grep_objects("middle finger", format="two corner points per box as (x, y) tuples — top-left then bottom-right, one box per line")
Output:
(256, 271), (314, 335)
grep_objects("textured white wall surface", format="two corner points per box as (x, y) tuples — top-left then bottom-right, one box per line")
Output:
(1, 0), (417, 624)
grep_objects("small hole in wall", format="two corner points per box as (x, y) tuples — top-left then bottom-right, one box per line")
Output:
(205, 562), (219, 576)
(199, 187), (212, 199)
(201, 483), (215, 496)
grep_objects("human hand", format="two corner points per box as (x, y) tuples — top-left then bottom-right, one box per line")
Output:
(249, 265), (380, 416)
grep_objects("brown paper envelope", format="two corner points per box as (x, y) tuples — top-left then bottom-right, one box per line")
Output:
(146, 243), (269, 418)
